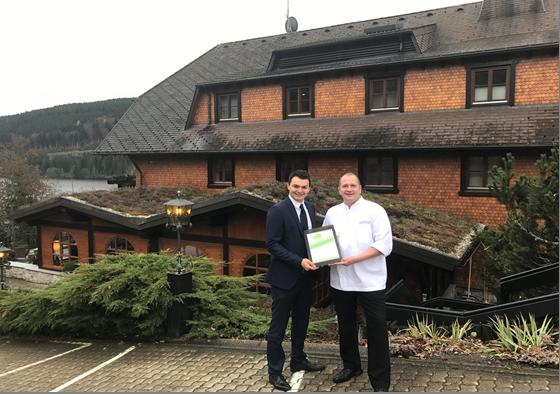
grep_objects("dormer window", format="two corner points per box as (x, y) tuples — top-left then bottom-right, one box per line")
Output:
(216, 92), (240, 122)
(473, 67), (508, 103)
(368, 76), (402, 112)
(467, 63), (514, 107)
(285, 85), (313, 118)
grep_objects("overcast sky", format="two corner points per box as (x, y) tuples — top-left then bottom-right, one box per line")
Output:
(0, 0), (478, 117)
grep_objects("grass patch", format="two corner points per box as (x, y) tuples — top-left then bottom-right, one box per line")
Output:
(236, 179), (479, 255)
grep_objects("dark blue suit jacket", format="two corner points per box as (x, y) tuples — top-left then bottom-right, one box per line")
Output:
(265, 198), (317, 290)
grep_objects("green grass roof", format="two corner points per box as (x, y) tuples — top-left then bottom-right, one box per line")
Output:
(71, 180), (481, 258)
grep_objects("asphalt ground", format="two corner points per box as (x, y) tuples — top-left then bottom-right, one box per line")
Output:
(0, 337), (557, 392)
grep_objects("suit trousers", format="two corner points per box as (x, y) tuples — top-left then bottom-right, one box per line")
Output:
(332, 287), (390, 390)
(267, 276), (312, 375)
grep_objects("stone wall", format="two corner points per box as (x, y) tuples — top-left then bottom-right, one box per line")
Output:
(6, 261), (63, 285)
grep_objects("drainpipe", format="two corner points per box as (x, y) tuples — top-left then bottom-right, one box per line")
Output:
(207, 92), (212, 126)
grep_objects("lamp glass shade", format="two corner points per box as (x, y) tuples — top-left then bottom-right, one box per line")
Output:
(0, 245), (13, 260)
(164, 196), (193, 227)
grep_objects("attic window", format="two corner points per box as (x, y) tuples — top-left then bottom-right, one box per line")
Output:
(367, 76), (402, 112)
(324, 29), (331, 32)
(285, 85), (313, 117)
(426, 12), (433, 16)
(457, 7), (464, 11)
(398, 17), (405, 21)
(347, 25), (354, 29)
(468, 64), (513, 107)
(216, 92), (240, 122)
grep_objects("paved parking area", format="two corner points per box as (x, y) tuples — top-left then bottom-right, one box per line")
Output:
(0, 337), (557, 392)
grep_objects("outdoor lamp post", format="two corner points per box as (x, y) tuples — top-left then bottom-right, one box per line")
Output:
(0, 243), (13, 290)
(164, 191), (193, 274)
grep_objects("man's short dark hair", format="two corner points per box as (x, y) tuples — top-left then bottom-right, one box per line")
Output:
(288, 169), (311, 185)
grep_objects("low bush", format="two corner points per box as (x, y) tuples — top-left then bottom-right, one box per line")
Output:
(184, 259), (270, 339)
(0, 254), (336, 341)
(0, 253), (180, 339)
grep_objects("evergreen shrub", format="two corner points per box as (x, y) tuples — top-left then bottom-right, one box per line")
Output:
(184, 259), (270, 339)
(0, 254), (334, 341)
(0, 253), (179, 339)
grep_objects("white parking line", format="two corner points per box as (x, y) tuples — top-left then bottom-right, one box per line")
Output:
(288, 370), (305, 392)
(0, 341), (91, 378)
(49, 345), (136, 392)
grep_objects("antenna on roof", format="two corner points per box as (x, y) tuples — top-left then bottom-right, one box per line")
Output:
(285, 0), (298, 32)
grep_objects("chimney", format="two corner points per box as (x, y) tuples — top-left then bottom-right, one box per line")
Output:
(478, 0), (546, 20)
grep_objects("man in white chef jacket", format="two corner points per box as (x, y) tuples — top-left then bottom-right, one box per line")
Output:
(323, 172), (393, 392)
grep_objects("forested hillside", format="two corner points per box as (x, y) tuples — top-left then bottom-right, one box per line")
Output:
(0, 98), (134, 149)
(0, 98), (135, 179)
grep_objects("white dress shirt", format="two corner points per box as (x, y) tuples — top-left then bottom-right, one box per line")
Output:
(323, 197), (393, 292)
(288, 195), (311, 230)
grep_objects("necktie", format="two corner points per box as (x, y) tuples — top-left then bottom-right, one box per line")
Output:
(299, 204), (308, 231)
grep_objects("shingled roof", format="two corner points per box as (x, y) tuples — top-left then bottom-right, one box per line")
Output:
(96, 0), (559, 155)
(179, 105), (558, 153)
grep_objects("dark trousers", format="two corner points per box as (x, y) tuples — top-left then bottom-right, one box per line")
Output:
(332, 287), (391, 390)
(267, 276), (312, 375)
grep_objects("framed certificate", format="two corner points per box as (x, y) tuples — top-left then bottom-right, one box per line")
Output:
(304, 225), (342, 267)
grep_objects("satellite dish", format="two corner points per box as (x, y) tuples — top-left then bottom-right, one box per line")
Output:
(285, 16), (298, 32)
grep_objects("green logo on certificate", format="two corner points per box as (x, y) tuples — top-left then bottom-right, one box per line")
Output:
(309, 236), (334, 249)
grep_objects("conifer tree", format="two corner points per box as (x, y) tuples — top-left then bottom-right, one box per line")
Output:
(480, 147), (559, 278)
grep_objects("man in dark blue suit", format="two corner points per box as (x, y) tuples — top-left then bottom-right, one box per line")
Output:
(265, 169), (326, 391)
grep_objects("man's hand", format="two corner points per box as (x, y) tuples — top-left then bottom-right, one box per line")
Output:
(329, 248), (382, 266)
(301, 258), (319, 271)
(330, 255), (359, 266)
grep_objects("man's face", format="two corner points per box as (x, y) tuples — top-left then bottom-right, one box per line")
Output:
(338, 174), (362, 206)
(287, 176), (311, 203)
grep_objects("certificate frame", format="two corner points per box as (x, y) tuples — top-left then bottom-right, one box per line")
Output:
(304, 225), (342, 267)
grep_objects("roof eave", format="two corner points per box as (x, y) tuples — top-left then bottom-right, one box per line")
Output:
(393, 238), (461, 270)
(196, 43), (559, 89)
(95, 142), (556, 156)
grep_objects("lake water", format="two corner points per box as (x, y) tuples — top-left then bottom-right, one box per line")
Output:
(45, 178), (118, 194)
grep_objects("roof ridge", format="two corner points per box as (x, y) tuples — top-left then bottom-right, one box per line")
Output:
(215, 1), (481, 47)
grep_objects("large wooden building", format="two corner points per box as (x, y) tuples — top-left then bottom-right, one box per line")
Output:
(96, 0), (558, 228)
(12, 0), (559, 304)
